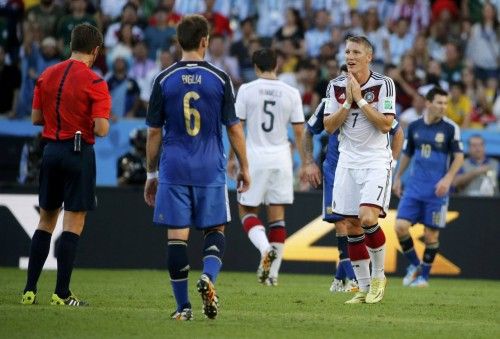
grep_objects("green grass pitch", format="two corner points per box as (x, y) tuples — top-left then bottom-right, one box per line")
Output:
(1, 267), (499, 338)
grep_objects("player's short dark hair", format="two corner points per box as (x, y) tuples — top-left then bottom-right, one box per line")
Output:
(177, 15), (209, 52)
(70, 23), (103, 54)
(346, 35), (373, 54)
(252, 48), (277, 72)
(425, 86), (448, 102)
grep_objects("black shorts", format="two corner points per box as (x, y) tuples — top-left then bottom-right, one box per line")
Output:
(39, 140), (96, 211)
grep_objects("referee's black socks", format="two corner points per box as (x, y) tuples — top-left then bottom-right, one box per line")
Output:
(24, 229), (52, 293)
(55, 231), (80, 298)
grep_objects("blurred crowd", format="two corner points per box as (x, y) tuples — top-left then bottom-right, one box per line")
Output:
(0, 0), (499, 125)
(0, 0), (499, 193)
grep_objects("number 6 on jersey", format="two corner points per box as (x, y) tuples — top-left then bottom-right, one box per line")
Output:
(183, 91), (201, 136)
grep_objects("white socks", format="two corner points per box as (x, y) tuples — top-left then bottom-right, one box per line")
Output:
(368, 245), (386, 279)
(351, 259), (371, 292)
(248, 225), (270, 256)
(269, 242), (284, 278)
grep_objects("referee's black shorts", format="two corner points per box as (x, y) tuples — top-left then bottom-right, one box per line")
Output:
(39, 140), (96, 211)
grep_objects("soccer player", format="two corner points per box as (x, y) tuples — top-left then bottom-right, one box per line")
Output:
(228, 48), (305, 286)
(303, 98), (403, 293)
(393, 87), (464, 287)
(144, 15), (250, 321)
(21, 23), (111, 306)
(323, 36), (397, 304)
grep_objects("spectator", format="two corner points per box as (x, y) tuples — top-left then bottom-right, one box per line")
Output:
(129, 40), (156, 114)
(391, 0), (430, 35)
(389, 54), (422, 112)
(144, 6), (177, 60)
(25, 0), (65, 39)
(106, 23), (136, 70)
(274, 7), (305, 55)
(173, 0), (204, 15)
(140, 49), (174, 107)
(0, 0), (24, 63)
(205, 33), (241, 86)
(278, 38), (300, 73)
(56, 0), (97, 58)
(276, 49), (299, 89)
(400, 94), (426, 129)
(461, 66), (480, 105)
(362, 6), (391, 73)
(466, 2), (499, 81)
(427, 19), (447, 62)
(431, 0), (459, 24)
(256, 0), (286, 38)
(410, 33), (431, 76)
(296, 60), (319, 119)
(106, 56), (141, 119)
(0, 44), (21, 116)
(470, 91), (497, 129)
(309, 0), (350, 28)
(315, 57), (339, 96)
(148, 0), (181, 27)
(389, 18), (415, 64)
(230, 17), (258, 82)
(104, 2), (143, 49)
(346, 10), (365, 37)
(202, 0), (232, 37)
(418, 59), (449, 95)
(441, 41), (464, 83)
(304, 9), (331, 58)
(229, 0), (256, 23)
(16, 35), (60, 118)
(453, 135), (499, 196)
(100, 0), (128, 24)
(483, 77), (499, 109)
(446, 81), (472, 128)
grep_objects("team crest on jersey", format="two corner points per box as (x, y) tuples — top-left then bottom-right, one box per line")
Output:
(364, 91), (375, 103)
(435, 132), (445, 143)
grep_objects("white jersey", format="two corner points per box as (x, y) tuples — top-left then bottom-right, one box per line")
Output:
(324, 72), (396, 169)
(235, 78), (304, 162)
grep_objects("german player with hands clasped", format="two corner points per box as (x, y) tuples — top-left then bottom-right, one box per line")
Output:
(323, 36), (398, 304)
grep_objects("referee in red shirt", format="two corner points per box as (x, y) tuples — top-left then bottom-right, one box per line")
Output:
(21, 23), (111, 307)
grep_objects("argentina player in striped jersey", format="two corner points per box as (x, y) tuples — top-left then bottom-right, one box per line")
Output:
(393, 87), (464, 288)
(145, 15), (250, 320)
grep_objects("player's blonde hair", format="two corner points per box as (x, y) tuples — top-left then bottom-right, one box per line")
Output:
(346, 36), (373, 55)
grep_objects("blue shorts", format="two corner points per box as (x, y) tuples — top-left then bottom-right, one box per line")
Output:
(154, 184), (231, 229)
(322, 161), (343, 223)
(396, 195), (449, 229)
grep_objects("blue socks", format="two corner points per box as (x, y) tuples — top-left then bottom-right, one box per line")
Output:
(335, 235), (356, 280)
(167, 240), (190, 311)
(202, 231), (225, 283)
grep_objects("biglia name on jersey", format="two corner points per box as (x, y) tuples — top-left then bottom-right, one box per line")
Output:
(182, 74), (202, 84)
